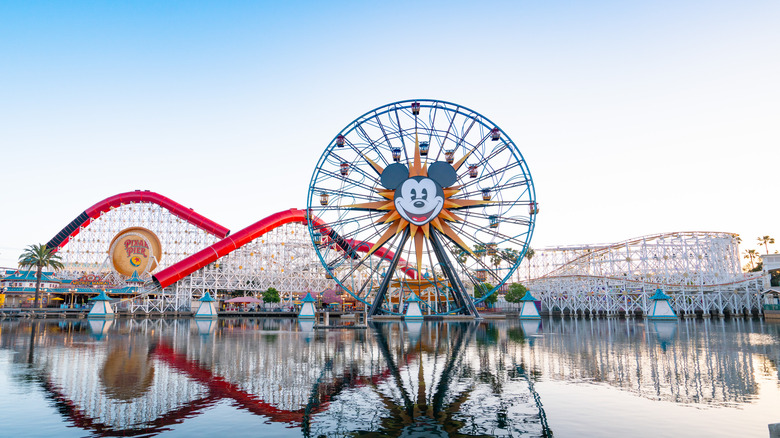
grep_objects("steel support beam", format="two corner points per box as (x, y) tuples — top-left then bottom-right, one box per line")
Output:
(429, 231), (481, 318)
(368, 228), (411, 317)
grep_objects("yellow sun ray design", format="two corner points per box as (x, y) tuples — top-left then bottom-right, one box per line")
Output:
(345, 133), (493, 278)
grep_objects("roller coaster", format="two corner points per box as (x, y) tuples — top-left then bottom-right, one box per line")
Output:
(524, 232), (766, 316)
(45, 190), (381, 311)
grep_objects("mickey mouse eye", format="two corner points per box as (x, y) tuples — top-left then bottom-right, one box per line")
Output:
(421, 188), (428, 200)
(411, 188), (417, 200)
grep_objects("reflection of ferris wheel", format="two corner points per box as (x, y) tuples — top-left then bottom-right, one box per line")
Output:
(307, 99), (537, 317)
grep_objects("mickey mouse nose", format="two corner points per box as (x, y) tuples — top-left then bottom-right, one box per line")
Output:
(414, 201), (425, 208)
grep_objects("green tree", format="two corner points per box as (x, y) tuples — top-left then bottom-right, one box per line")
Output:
(743, 249), (760, 271)
(758, 236), (775, 254)
(473, 282), (497, 306)
(263, 287), (280, 306)
(504, 283), (528, 303)
(18, 244), (64, 309)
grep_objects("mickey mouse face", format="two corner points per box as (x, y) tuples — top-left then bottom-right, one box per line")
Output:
(395, 177), (444, 226)
(380, 161), (457, 226)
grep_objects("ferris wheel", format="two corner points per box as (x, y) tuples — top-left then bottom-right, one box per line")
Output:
(307, 99), (537, 317)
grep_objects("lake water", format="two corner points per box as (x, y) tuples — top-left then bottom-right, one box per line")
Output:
(1, 317), (778, 437)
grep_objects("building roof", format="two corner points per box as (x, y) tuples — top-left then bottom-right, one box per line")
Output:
(107, 286), (141, 294)
(89, 291), (112, 301)
(650, 289), (671, 300)
(199, 292), (216, 302)
(126, 271), (145, 283)
(2, 270), (59, 283)
(520, 291), (537, 301)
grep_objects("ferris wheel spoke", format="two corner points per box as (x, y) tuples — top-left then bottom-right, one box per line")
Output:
(354, 123), (380, 149)
(443, 239), (503, 285)
(453, 132), (493, 169)
(446, 192), (531, 211)
(374, 113), (399, 159)
(391, 107), (409, 151)
(458, 164), (530, 193)
(458, 116), (478, 149)
(338, 257), (381, 301)
(314, 169), (378, 194)
(426, 104), (445, 162)
(351, 260), (384, 301)
(339, 139), (390, 174)
(456, 174), (531, 197)
(438, 105), (460, 150)
(455, 149), (514, 186)
(336, 226), (404, 288)
(313, 189), (381, 204)
(462, 211), (532, 229)
(328, 150), (383, 185)
(454, 219), (531, 247)
(314, 211), (385, 236)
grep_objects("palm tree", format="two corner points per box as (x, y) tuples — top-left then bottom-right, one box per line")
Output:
(18, 244), (64, 309)
(473, 243), (486, 259)
(524, 247), (535, 280)
(743, 249), (759, 271)
(500, 248), (519, 264)
(490, 252), (503, 269)
(757, 236), (775, 254)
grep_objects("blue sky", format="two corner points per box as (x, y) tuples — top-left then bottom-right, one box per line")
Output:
(1, 0), (778, 268)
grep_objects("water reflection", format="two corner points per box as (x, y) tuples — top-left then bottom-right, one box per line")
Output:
(0, 317), (778, 437)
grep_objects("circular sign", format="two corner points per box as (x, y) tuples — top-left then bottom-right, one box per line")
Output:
(109, 227), (162, 277)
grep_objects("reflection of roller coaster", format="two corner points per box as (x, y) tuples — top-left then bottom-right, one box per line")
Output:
(45, 190), (419, 311)
(525, 232), (766, 316)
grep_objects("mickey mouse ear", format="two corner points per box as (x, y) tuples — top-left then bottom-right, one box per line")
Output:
(428, 162), (457, 187)
(380, 163), (409, 189)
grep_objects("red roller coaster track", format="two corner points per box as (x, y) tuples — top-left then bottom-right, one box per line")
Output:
(45, 190), (230, 251)
(153, 208), (417, 289)
(153, 208), (311, 288)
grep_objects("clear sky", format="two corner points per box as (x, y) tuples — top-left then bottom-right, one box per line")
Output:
(1, 0), (778, 269)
